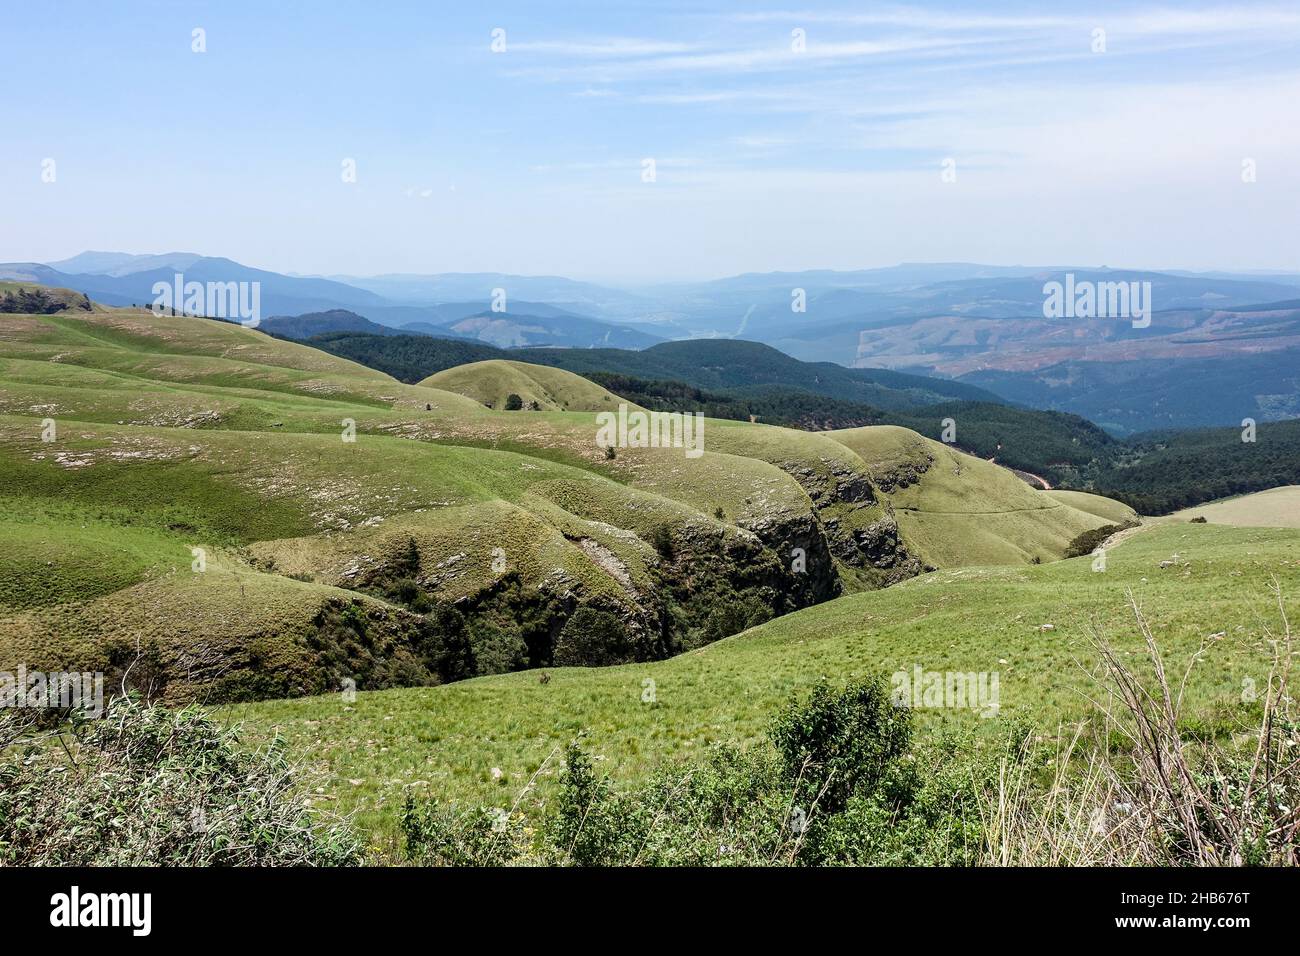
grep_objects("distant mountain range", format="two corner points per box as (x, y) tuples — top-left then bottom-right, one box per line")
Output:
(1, 257), (384, 316)
(5, 251), (1300, 433)
(259, 306), (664, 350)
(0, 255), (661, 350)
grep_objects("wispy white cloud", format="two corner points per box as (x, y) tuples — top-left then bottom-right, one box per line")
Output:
(507, 38), (704, 57)
(731, 5), (1300, 35)
(731, 135), (793, 149)
(505, 34), (986, 82)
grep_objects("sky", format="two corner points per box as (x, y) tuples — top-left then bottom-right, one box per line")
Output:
(3, 1), (1299, 282)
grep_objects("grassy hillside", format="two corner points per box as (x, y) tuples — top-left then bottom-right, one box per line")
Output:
(0, 298), (1122, 708)
(309, 330), (1300, 516)
(224, 522), (1298, 841)
(0, 281), (95, 314)
(879, 402), (1119, 476)
(302, 331), (1134, 493)
(828, 425), (1135, 567)
(420, 359), (624, 411)
(3, 291), (1288, 862)
(1042, 489), (1140, 524)
(1167, 486), (1300, 528)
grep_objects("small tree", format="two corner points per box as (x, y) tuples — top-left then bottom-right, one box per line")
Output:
(769, 677), (912, 814)
(505, 393), (524, 411)
(553, 606), (634, 666)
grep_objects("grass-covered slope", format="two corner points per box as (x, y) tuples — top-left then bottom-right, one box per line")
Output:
(0, 281), (96, 314)
(0, 305), (844, 699)
(420, 359), (624, 411)
(1044, 489), (1141, 524)
(829, 425), (1127, 566)
(225, 522), (1299, 839)
(1167, 486), (1300, 528)
(0, 298), (1122, 707)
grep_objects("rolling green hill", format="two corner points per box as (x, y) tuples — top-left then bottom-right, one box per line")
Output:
(1042, 489), (1141, 524)
(828, 425), (1135, 567)
(0, 298), (1119, 707)
(420, 359), (625, 411)
(2, 290), (1292, 861)
(305, 331), (1130, 484)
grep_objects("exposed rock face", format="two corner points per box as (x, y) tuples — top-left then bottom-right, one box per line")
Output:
(869, 450), (934, 493)
(738, 510), (841, 607)
(847, 514), (928, 580)
(785, 461), (877, 507)
(773, 458), (921, 583)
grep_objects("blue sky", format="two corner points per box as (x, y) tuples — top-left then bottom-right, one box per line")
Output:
(3, 1), (1299, 280)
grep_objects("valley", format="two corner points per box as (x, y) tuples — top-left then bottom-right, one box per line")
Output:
(2, 288), (1295, 856)
(1, 293), (1125, 708)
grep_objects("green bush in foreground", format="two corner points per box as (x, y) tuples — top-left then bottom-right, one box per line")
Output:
(402, 677), (1018, 866)
(0, 698), (362, 866)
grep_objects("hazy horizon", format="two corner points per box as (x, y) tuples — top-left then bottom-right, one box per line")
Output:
(23, 249), (1300, 289)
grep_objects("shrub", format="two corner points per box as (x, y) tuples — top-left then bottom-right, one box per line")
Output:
(810, 729), (1019, 865)
(0, 698), (362, 866)
(700, 595), (771, 644)
(504, 393), (524, 411)
(466, 619), (529, 674)
(647, 524), (675, 561)
(769, 677), (912, 814)
(546, 744), (634, 865)
(403, 676), (1012, 867)
(1064, 521), (1138, 558)
(544, 743), (796, 866)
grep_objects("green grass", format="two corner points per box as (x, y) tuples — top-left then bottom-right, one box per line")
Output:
(1, 295), (1291, 859)
(0, 497), (182, 609)
(832, 425), (1136, 565)
(1, 305), (1119, 567)
(1043, 488), (1141, 524)
(1167, 485), (1300, 528)
(420, 359), (625, 411)
(0, 297), (1166, 844)
(222, 522), (1299, 844)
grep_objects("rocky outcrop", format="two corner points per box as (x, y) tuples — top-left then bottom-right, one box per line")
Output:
(869, 450), (934, 493)
(773, 458), (922, 583)
(0, 288), (92, 314)
(737, 509), (841, 608)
